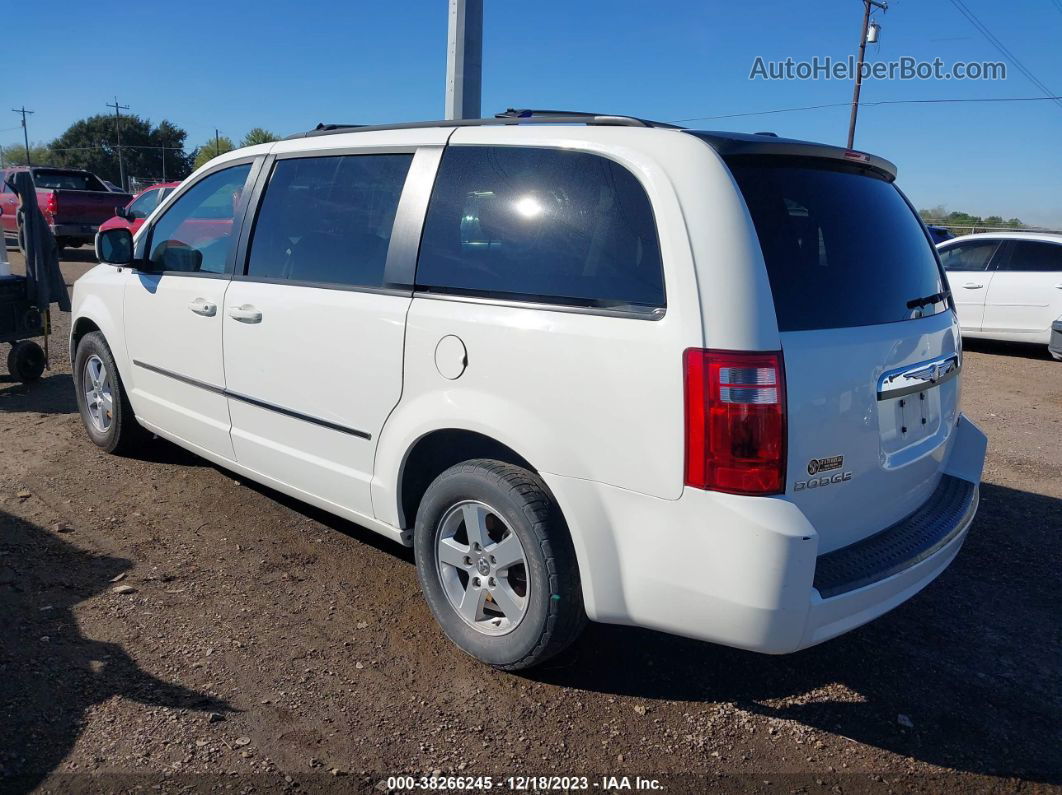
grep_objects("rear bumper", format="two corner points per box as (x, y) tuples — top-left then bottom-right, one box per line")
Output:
(545, 413), (986, 654)
(49, 223), (98, 242)
(1050, 320), (1062, 358)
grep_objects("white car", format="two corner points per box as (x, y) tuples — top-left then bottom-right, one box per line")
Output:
(938, 231), (1062, 360)
(73, 111), (986, 669)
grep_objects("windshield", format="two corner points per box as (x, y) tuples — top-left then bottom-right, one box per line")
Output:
(32, 169), (107, 192)
(727, 156), (947, 332)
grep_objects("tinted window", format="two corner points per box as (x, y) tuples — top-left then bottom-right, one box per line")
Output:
(127, 188), (162, 219)
(939, 239), (999, 272)
(245, 154), (411, 288)
(996, 240), (1062, 272)
(147, 164), (251, 274)
(416, 146), (664, 309)
(31, 169), (106, 192)
(727, 157), (946, 331)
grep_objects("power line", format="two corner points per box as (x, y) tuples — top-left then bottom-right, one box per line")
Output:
(670, 94), (1062, 123)
(947, 0), (1062, 110)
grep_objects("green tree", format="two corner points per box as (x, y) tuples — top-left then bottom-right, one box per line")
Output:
(48, 114), (193, 186)
(240, 127), (279, 147)
(193, 135), (235, 170)
(918, 207), (1025, 230)
(0, 141), (53, 167)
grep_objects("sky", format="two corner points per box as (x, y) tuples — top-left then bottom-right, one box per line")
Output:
(6, 0), (1062, 226)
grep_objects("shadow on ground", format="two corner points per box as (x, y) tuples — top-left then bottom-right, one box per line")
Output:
(963, 338), (1055, 361)
(0, 509), (232, 789)
(528, 482), (1062, 783)
(0, 372), (75, 414)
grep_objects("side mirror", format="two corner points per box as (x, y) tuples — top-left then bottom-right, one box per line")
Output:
(115, 205), (129, 219)
(96, 227), (134, 265)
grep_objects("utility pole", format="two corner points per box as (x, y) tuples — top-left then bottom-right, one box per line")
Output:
(11, 106), (35, 166)
(106, 97), (130, 190)
(445, 0), (483, 120)
(846, 0), (887, 150)
(160, 144), (167, 183)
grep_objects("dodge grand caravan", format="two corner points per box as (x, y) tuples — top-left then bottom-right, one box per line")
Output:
(76, 110), (987, 669)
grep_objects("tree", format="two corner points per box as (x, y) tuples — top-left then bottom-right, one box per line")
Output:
(48, 114), (193, 186)
(0, 141), (53, 167)
(240, 127), (279, 147)
(193, 136), (235, 170)
(918, 207), (1025, 229)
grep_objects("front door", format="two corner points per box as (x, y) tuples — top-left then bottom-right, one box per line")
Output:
(981, 239), (1062, 340)
(123, 160), (257, 459)
(222, 148), (431, 519)
(938, 237), (1002, 332)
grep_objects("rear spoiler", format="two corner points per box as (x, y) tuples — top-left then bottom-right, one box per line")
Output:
(687, 131), (897, 181)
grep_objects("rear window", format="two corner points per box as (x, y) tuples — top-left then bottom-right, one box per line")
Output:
(727, 157), (946, 332)
(31, 169), (106, 192)
(416, 146), (665, 310)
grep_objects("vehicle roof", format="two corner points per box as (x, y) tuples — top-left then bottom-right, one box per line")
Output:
(938, 231), (1062, 246)
(277, 110), (898, 180)
(3, 165), (97, 174)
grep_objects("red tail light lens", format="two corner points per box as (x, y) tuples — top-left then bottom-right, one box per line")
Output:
(44, 193), (57, 218)
(684, 349), (786, 495)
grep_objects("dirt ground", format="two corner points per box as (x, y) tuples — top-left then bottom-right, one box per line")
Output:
(1, 250), (1059, 793)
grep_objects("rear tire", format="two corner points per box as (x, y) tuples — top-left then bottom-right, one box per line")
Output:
(413, 459), (586, 670)
(73, 331), (149, 454)
(7, 340), (45, 382)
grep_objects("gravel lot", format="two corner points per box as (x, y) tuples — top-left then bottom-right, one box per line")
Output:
(1, 250), (1060, 792)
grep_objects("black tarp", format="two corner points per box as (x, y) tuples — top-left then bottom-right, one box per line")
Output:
(5, 171), (70, 312)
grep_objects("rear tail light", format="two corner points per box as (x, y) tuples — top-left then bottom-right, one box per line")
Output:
(683, 349), (786, 495)
(44, 193), (57, 219)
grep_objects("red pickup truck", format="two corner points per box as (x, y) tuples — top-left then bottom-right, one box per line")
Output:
(1, 166), (132, 253)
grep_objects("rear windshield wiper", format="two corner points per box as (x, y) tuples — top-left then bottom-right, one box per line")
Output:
(906, 290), (951, 310)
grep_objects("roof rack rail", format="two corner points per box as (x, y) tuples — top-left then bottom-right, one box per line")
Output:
(284, 109), (682, 139)
(494, 108), (682, 128)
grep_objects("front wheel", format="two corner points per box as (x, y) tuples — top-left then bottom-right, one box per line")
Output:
(414, 459), (586, 670)
(73, 331), (149, 454)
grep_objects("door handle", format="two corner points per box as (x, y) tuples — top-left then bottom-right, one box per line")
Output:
(187, 298), (217, 316)
(228, 304), (262, 323)
(961, 283), (984, 289)
(1055, 283), (1062, 290)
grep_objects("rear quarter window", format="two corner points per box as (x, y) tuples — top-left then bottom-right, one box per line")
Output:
(415, 146), (665, 310)
(727, 157), (947, 332)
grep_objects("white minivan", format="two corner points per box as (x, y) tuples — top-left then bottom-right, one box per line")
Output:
(938, 231), (1062, 360)
(75, 111), (986, 669)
